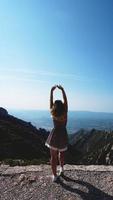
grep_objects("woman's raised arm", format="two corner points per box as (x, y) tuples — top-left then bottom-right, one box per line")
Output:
(57, 85), (68, 111)
(50, 85), (57, 109)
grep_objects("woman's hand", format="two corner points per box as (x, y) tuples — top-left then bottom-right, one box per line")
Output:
(51, 85), (57, 91)
(57, 85), (64, 90)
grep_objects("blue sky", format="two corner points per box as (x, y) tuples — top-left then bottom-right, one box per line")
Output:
(0, 0), (113, 112)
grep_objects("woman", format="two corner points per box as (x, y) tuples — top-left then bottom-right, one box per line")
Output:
(45, 85), (68, 182)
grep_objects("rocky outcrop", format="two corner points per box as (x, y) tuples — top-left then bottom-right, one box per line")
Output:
(0, 107), (8, 117)
(67, 129), (113, 165)
(0, 108), (49, 163)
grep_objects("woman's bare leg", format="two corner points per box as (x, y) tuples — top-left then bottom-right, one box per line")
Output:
(50, 149), (58, 176)
(59, 151), (65, 169)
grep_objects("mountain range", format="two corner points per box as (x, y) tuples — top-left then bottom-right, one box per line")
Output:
(0, 107), (113, 165)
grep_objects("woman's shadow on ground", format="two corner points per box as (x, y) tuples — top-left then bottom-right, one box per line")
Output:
(58, 173), (113, 200)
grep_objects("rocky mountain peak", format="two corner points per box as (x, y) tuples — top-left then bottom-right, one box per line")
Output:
(0, 107), (8, 117)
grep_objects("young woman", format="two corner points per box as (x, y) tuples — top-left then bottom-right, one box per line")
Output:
(45, 85), (68, 182)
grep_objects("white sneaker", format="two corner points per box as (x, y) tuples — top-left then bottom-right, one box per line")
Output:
(52, 175), (58, 182)
(59, 167), (64, 176)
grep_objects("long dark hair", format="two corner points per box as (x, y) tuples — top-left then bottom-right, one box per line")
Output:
(51, 100), (65, 117)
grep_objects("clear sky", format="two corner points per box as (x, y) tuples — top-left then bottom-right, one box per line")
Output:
(0, 0), (113, 112)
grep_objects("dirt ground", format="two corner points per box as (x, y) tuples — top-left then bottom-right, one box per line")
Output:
(0, 164), (113, 200)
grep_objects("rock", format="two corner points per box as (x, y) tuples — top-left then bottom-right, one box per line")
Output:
(0, 107), (8, 117)
(27, 175), (37, 183)
(18, 174), (26, 182)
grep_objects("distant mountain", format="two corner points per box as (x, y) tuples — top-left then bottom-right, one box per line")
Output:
(67, 128), (113, 165)
(69, 110), (113, 119)
(9, 109), (113, 133)
(1, 107), (113, 165)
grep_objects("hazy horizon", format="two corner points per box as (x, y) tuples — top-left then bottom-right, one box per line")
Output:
(8, 109), (113, 133)
(8, 108), (113, 114)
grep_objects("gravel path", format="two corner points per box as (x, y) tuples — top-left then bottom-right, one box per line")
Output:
(0, 165), (113, 200)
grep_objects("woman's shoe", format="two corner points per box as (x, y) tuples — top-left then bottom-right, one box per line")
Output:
(58, 167), (64, 176)
(52, 175), (59, 182)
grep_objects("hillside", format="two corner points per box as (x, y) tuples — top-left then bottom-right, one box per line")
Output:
(0, 107), (113, 165)
(68, 129), (113, 165)
(0, 107), (50, 164)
